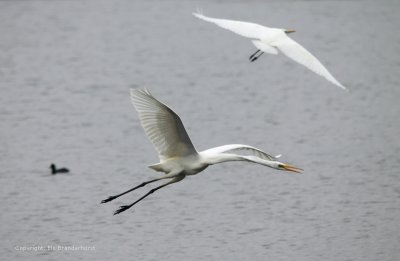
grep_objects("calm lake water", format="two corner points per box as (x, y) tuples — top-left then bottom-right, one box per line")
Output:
(1, 0), (399, 260)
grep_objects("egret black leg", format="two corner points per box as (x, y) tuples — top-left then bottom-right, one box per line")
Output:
(113, 175), (185, 215)
(250, 51), (264, 62)
(249, 49), (261, 61)
(101, 178), (161, 204)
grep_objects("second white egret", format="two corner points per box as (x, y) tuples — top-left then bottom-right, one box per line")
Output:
(193, 12), (347, 90)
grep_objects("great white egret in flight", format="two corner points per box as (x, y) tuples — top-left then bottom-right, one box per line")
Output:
(101, 88), (303, 215)
(193, 12), (347, 90)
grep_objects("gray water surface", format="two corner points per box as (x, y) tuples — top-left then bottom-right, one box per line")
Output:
(1, 0), (400, 260)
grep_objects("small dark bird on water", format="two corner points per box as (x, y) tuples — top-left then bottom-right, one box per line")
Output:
(50, 164), (69, 175)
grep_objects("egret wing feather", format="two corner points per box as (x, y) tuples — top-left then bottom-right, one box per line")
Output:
(274, 37), (347, 90)
(201, 144), (278, 161)
(130, 88), (197, 161)
(193, 12), (270, 39)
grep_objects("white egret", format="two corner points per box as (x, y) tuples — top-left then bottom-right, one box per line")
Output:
(101, 88), (302, 215)
(193, 12), (347, 90)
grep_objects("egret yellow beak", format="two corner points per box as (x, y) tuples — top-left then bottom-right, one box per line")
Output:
(281, 164), (303, 174)
(285, 29), (296, 34)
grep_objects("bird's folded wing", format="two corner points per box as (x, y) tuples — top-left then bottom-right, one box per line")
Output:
(201, 144), (278, 161)
(193, 12), (270, 39)
(274, 37), (347, 90)
(130, 88), (197, 161)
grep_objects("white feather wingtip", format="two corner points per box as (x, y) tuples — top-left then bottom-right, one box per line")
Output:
(194, 7), (203, 15)
(337, 82), (348, 91)
(329, 79), (348, 91)
(193, 13), (205, 20)
(130, 87), (150, 98)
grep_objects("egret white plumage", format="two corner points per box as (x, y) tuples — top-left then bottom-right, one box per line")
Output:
(193, 12), (347, 90)
(101, 88), (302, 215)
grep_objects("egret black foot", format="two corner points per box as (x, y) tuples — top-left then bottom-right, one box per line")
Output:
(114, 205), (131, 215)
(250, 57), (258, 62)
(101, 196), (117, 204)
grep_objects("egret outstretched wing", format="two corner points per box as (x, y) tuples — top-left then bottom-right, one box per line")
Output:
(193, 12), (270, 39)
(273, 37), (346, 90)
(130, 88), (197, 160)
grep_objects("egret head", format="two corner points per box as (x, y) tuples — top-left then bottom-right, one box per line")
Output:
(285, 29), (296, 34)
(277, 162), (303, 174)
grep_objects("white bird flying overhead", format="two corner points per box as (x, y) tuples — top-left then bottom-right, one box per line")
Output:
(101, 88), (302, 215)
(193, 12), (347, 90)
